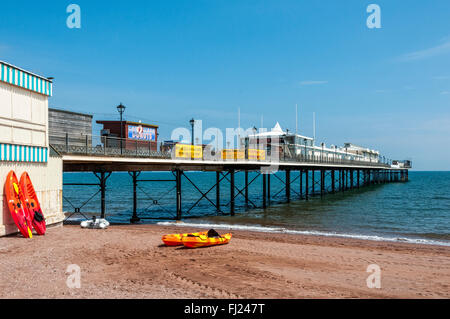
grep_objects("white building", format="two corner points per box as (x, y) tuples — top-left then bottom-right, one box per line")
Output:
(341, 143), (380, 162)
(0, 61), (64, 236)
(243, 122), (381, 163)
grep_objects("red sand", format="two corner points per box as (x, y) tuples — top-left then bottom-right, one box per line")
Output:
(0, 224), (449, 299)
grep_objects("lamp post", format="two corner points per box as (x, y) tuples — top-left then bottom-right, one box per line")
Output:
(190, 118), (195, 145)
(321, 142), (324, 162)
(334, 145), (337, 162)
(117, 103), (126, 154)
(303, 139), (307, 161)
(251, 126), (257, 150)
(247, 126), (259, 151)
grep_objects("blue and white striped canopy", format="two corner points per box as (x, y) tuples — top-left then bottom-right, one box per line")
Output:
(0, 144), (48, 163)
(0, 61), (52, 96)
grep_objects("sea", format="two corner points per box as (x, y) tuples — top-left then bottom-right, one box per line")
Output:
(63, 171), (450, 247)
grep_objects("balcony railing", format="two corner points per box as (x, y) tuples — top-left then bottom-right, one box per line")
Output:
(50, 133), (393, 168)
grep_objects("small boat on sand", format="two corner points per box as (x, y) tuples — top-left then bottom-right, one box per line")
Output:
(162, 231), (208, 246)
(162, 229), (232, 248)
(181, 229), (232, 249)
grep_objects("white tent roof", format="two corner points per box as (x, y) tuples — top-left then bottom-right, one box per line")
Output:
(272, 122), (284, 134)
(248, 122), (314, 140)
(249, 122), (286, 137)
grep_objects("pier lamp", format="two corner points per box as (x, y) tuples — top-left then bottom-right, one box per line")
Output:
(117, 103), (126, 154)
(321, 142), (325, 162)
(251, 126), (258, 148)
(303, 139), (308, 160)
(190, 118), (195, 145)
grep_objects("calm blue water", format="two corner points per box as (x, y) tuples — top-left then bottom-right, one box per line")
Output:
(63, 171), (450, 246)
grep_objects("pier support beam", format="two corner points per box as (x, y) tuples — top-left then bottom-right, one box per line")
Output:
(305, 169), (309, 200)
(346, 170), (349, 189)
(320, 169), (324, 197)
(300, 169), (303, 199)
(93, 171), (111, 220)
(350, 169), (354, 190)
(230, 169), (235, 216)
(343, 170), (346, 190)
(100, 172), (106, 219)
(357, 170), (360, 188)
(130, 171), (141, 223)
(262, 173), (267, 208)
(216, 171), (221, 212)
(176, 169), (182, 220)
(331, 170), (335, 193)
(343, 170), (347, 192)
(244, 171), (249, 207)
(286, 170), (291, 202)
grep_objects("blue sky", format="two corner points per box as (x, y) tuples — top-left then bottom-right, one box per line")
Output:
(1, 0), (449, 170)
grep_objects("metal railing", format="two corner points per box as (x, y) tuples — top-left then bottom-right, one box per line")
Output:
(50, 133), (392, 168)
(280, 154), (391, 168)
(51, 133), (171, 159)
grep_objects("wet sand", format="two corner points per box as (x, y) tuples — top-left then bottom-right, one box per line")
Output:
(0, 224), (449, 299)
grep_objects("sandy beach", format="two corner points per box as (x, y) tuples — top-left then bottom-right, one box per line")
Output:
(0, 224), (449, 299)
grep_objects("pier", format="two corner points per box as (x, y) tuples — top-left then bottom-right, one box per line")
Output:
(55, 139), (410, 223)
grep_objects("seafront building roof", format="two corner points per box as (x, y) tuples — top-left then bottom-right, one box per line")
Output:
(96, 120), (159, 128)
(0, 60), (53, 96)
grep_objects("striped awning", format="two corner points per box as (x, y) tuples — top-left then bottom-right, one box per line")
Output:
(0, 144), (48, 163)
(0, 61), (52, 97)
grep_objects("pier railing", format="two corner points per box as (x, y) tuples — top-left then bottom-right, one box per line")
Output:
(51, 133), (391, 168)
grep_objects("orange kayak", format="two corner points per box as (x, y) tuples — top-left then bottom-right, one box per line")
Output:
(4, 171), (33, 238)
(182, 230), (232, 249)
(162, 231), (208, 246)
(20, 172), (46, 235)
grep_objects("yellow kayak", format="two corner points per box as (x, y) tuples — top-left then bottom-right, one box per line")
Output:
(162, 231), (207, 246)
(182, 229), (232, 248)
